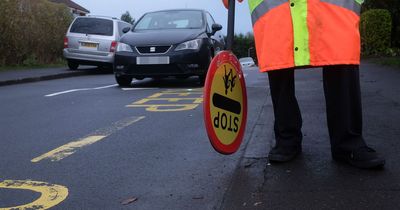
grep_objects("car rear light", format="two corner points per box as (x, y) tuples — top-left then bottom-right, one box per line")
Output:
(110, 41), (117, 53)
(64, 37), (68, 49)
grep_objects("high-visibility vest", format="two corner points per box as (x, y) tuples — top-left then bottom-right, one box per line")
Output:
(249, 0), (363, 72)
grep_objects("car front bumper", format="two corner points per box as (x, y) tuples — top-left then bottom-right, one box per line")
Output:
(114, 47), (210, 78)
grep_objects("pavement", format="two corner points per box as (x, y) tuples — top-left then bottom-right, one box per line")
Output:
(221, 62), (400, 209)
(1, 62), (400, 209)
(0, 66), (99, 86)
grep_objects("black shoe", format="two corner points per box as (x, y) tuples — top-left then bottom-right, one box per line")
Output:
(268, 145), (301, 162)
(332, 146), (385, 169)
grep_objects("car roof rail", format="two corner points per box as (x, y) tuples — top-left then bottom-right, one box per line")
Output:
(87, 15), (119, 20)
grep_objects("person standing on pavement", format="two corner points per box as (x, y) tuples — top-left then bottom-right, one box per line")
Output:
(222, 0), (385, 169)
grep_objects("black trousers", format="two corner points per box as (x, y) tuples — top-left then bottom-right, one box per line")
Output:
(267, 65), (367, 154)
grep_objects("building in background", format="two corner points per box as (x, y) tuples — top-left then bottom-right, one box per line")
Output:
(49, 0), (89, 17)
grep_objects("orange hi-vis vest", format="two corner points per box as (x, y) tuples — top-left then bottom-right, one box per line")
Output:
(249, 0), (364, 72)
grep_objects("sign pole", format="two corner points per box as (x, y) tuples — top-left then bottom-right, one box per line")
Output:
(226, 0), (235, 51)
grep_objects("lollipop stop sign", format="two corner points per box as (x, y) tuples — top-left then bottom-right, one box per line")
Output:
(203, 0), (247, 155)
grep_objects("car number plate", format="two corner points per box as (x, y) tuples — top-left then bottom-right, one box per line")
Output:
(80, 42), (98, 49)
(137, 56), (170, 65)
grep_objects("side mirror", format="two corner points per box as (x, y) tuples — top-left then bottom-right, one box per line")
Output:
(211, 23), (223, 35)
(122, 27), (131, 33)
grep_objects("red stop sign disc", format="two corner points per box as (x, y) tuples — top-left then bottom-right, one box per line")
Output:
(203, 51), (248, 155)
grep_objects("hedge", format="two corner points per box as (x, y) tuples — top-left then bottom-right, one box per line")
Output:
(0, 0), (73, 66)
(360, 9), (392, 55)
(231, 33), (256, 60)
(361, 0), (400, 48)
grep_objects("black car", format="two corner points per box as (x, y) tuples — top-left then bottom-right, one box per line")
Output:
(113, 9), (225, 86)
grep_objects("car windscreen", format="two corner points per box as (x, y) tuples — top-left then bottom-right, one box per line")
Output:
(70, 18), (113, 36)
(239, 57), (254, 62)
(134, 11), (204, 30)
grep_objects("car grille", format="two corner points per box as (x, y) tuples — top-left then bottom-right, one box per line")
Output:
(131, 65), (182, 75)
(127, 64), (203, 76)
(135, 46), (171, 54)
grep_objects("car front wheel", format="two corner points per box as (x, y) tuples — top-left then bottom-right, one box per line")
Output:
(199, 74), (206, 85)
(199, 51), (213, 85)
(115, 75), (132, 87)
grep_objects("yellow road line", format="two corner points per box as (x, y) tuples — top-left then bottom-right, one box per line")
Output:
(0, 180), (68, 210)
(31, 135), (106, 162)
(31, 116), (145, 163)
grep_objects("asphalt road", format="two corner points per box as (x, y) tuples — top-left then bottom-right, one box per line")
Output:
(0, 66), (267, 209)
(1, 62), (400, 210)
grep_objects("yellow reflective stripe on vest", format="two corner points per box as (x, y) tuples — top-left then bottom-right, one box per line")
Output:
(355, 0), (364, 5)
(249, 0), (311, 66)
(290, 0), (310, 66)
(249, 0), (264, 13)
(321, 0), (362, 14)
(249, 0), (287, 26)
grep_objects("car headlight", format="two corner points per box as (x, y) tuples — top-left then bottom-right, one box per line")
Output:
(116, 43), (133, 52)
(175, 39), (202, 51)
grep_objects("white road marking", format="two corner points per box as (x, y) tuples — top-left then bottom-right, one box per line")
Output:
(45, 84), (118, 97)
(122, 87), (159, 91)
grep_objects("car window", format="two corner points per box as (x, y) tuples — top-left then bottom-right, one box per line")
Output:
(118, 22), (129, 36)
(206, 13), (215, 33)
(135, 11), (204, 30)
(70, 18), (114, 36)
(239, 57), (254, 62)
(118, 22), (123, 36)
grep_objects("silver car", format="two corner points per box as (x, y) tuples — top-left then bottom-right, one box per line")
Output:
(239, 57), (256, 68)
(63, 16), (132, 70)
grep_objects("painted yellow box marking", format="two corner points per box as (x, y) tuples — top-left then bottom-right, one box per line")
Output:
(127, 89), (204, 112)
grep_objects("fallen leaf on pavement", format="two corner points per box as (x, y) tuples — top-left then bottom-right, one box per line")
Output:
(121, 197), (138, 205)
(254, 202), (262, 206)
